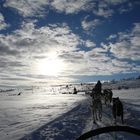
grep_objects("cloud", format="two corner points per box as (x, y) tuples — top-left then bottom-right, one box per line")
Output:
(104, 0), (128, 5)
(85, 47), (109, 63)
(59, 51), (84, 63)
(92, 0), (134, 18)
(4, 0), (95, 17)
(0, 21), (81, 55)
(59, 49), (123, 76)
(93, 7), (114, 18)
(0, 13), (9, 30)
(4, 0), (135, 19)
(104, 23), (140, 62)
(4, 0), (50, 17)
(81, 17), (101, 31)
(118, 2), (133, 14)
(51, 0), (131, 18)
(84, 47), (135, 75)
(50, 0), (95, 14)
(0, 58), (25, 69)
(1, 0), (139, 86)
(107, 34), (117, 40)
(91, 1), (114, 18)
(51, 0), (114, 18)
(85, 40), (96, 48)
(1, 20), (138, 86)
(0, 21), (86, 85)
(0, 45), (19, 56)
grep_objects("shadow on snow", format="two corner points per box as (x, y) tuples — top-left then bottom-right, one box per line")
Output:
(20, 99), (91, 140)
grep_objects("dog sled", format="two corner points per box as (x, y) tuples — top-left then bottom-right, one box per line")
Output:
(76, 125), (140, 140)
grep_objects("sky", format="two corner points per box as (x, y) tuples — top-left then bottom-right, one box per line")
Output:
(0, 0), (140, 87)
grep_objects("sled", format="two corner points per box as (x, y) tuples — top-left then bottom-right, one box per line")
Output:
(76, 125), (140, 140)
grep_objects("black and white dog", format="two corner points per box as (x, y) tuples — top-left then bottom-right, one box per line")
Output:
(112, 97), (124, 124)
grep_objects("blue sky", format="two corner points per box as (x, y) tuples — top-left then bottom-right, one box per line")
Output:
(0, 0), (140, 87)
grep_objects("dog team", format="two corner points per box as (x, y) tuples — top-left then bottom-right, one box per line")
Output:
(89, 80), (124, 124)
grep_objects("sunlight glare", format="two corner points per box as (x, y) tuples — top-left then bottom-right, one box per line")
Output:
(37, 57), (65, 76)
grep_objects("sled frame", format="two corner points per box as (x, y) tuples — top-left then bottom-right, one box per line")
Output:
(76, 125), (140, 140)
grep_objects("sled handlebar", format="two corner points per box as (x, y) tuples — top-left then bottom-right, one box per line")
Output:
(76, 125), (140, 140)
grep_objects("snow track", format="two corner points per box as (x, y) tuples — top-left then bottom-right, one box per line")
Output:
(83, 89), (140, 140)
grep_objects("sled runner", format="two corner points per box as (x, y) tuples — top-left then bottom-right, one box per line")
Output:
(76, 125), (140, 140)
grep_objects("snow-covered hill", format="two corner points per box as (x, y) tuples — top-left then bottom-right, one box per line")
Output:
(102, 79), (140, 90)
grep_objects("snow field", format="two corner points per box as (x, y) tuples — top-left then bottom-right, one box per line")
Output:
(0, 85), (140, 140)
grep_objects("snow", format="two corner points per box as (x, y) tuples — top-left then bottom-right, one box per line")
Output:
(0, 93), (88, 140)
(0, 80), (140, 140)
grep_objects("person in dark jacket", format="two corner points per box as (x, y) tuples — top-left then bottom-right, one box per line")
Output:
(94, 80), (102, 94)
(73, 87), (77, 94)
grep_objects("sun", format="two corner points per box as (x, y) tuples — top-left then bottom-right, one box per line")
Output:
(36, 57), (65, 76)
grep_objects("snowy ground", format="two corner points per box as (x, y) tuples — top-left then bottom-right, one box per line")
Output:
(83, 88), (140, 140)
(0, 85), (140, 140)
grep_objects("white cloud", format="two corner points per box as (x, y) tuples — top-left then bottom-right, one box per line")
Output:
(130, 36), (140, 46)
(4, 0), (134, 19)
(132, 23), (140, 35)
(105, 23), (140, 61)
(81, 18), (101, 30)
(0, 13), (9, 30)
(4, 0), (50, 17)
(104, 0), (128, 5)
(1, 20), (138, 85)
(50, 0), (95, 14)
(0, 22), (86, 85)
(85, 40), (96, 48)
(83, 47), (135, 75)
(51, 0), (130, 18)
(2, 18), (136, 79)
(118, 2), (133, 14)
(109, 40), (140, 61)
(1, 0), (139, 85)
(4, 0), (95, 17)
(6, 22), (81, 53)
(107, 34), (117, 40)
(93, 7), (114, 18)
(92, 0), (131, 18)
(132, 65), (140, 72)
(85, 47), (109, 62)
